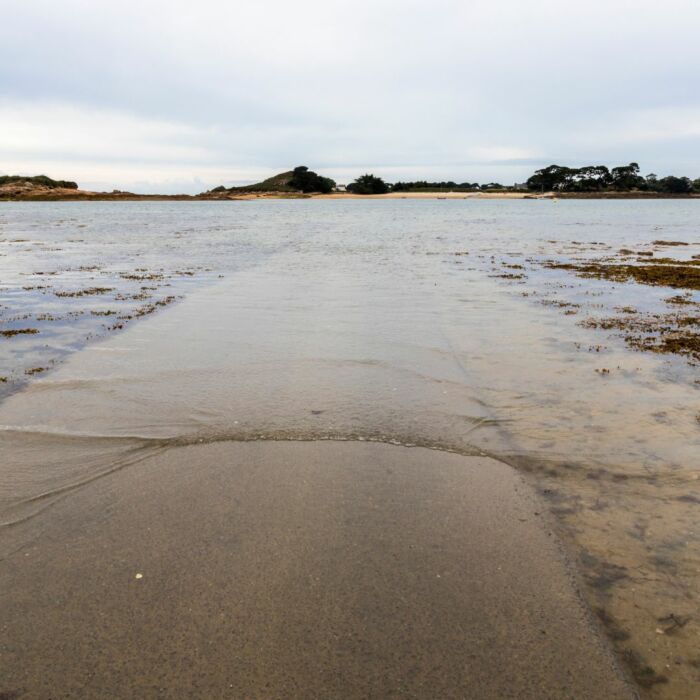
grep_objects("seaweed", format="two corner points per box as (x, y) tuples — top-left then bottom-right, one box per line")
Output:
(55, 287), (114, 298)
(545, 261), (700, 290)
(0, 328), (39, 337)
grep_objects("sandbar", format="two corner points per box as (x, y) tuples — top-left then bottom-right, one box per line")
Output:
(0, 440), (636, 698)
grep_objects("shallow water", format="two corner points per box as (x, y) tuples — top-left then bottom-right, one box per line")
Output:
(1, 200), (699, 697)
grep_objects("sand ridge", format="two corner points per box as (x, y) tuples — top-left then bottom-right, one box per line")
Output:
(1, 440), (636, 699)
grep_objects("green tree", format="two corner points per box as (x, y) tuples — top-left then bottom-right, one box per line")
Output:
(289, 166), (336, 193)
(645, 173), (660, 192)
(570, 166), (611, 191)
(526, 165), (576, 191)
(610, 162), (645, 190)
(347, 173), (389, 195)
(657, 176), (692, 194)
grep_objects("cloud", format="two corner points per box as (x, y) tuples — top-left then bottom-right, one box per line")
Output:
(614, 108), (700, 143)
(0, 102), (210, 163)
(1, 0), (699, 191)
(467, 147), (540, 163)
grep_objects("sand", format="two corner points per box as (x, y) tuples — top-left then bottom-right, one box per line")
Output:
(314, 191), (537, 199)
(1, 440), (635, 699)
(0, 184), (543, 201)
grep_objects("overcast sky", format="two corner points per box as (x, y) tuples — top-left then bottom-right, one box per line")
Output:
(1, 0), (699, 193)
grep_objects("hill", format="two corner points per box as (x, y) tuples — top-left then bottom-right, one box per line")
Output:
(0, 174), (79, 197)
(0, 174), (83, 200)
(204, 166), (335, 196)
(0, 175), (200, 201)
(237, 170), (297, 192)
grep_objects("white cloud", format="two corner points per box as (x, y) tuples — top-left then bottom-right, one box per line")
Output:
(1, 0), (699, 190)
(0, 102), (211, 162)
(467, 147), (539, 163)
(615, 108), (700, 143)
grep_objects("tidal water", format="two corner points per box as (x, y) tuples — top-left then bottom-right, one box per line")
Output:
(1, 200), (699, 697)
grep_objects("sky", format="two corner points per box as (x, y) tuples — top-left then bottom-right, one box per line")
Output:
(1, 0), (699, 193)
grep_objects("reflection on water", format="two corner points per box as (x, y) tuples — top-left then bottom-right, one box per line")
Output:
(1, 200), (699, 697)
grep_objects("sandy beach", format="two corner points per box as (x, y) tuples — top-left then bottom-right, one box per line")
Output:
(0, 185), (539, 201)
(1, 441), (634, 699)
(314, 191), (538, 200)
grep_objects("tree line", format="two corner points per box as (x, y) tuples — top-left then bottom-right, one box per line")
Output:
(346, 175), (503, 194)
(346, 163), (700, 195)
(349, 177), (510, 193)
(525, 163), (700, 194)
(207, 163), (700, 196)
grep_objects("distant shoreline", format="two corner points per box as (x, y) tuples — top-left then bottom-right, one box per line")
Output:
(4, 162), (698, 201)
(2, 189), (699, 202)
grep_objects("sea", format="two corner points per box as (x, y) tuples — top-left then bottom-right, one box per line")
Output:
(1, 199), (699, 697)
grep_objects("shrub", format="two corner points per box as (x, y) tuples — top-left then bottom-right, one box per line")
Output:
(347, 173), (389, 195)
(0, 174), (78, 189)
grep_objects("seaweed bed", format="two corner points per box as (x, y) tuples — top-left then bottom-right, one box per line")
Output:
(0, 328), (39, 338)
(538, 256), (700, 363)
(544, 260), (700, 291)
(0, 258), (205, 387)
(582, 312), (700, 360)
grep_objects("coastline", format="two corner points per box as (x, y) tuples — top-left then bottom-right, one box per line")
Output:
(2, 188), (699, 202)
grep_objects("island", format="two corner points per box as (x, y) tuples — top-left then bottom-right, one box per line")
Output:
(2, 163), (699, 201)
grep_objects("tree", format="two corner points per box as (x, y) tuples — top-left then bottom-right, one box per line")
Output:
(570, 165), (611, 191)
(288, 166), (335, 194)
(526, 165), (576, 191)
(657, 176), (692, 194)
(610, 162), (645, 190)
(347, 173), (389, 195)
(645, 173), (660, 191)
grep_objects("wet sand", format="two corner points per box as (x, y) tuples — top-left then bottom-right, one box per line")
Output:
(1, 441), (634, 699)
